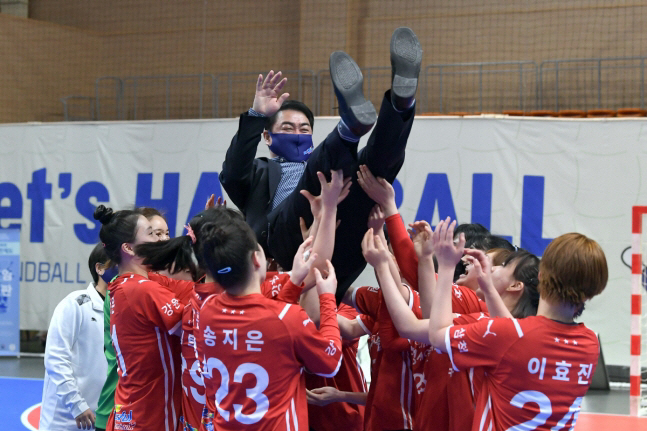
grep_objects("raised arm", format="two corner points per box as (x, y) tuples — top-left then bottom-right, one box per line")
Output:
(293, 261), (343, 377)
(411, 220), (436, 318)
(358, 164), (419, 288)
(363, 229), (430, 344)
(301, 170), (351, 290)
(463, 249), (512, 318)
(220, 71), (289, 208)
(367, 204), (409, 301)
(428, 218), (465, 351)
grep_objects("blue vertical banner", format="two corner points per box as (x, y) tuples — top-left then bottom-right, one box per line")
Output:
(0, 229), (20, 356)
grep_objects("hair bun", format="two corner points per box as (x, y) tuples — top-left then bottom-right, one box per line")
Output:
(200, 222), (228, 246)
(93, 205), (115, 225)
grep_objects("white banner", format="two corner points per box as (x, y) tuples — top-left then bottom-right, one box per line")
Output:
(1, 116), (645, 366)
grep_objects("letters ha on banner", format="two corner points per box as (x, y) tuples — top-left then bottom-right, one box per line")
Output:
(0, 117), (646, 367)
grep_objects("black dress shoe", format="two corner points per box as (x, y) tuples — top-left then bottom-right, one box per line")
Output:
(390, 27), (422, 110)
(329, 51), (377, 137)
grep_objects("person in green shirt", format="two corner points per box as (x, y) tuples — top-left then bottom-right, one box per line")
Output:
(94, 274), (117, 431)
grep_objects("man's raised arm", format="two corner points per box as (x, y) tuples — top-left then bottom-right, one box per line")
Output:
(220, 70), (289, 208)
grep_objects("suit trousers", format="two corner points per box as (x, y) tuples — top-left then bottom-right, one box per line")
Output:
(267, 91), (415, 302)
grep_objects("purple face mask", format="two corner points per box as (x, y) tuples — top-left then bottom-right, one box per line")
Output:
(268, 132), (314, 162)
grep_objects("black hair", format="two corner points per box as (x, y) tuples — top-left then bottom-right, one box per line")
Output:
(454, 233), (516, 281)
(505, 250), (540, 318)
(464, 233), (493, 251)
(454, 223), (489, 242)
(134, 206), (241, 281)
(139, 207), (166, 222)
(88, 243), (111, 285)
(198, 209), (259, 290)
(266, 100), (314, 131)
(487, 235), (515, 252)
(94, 205), (142, 265)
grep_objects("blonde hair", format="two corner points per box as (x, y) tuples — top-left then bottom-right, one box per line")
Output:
(538, 233), (608, 307)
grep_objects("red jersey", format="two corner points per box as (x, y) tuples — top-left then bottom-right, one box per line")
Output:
(415, 312), (487, 431)
(180, 283), (220, 431)
(366, 285), (421, 431)
(107, 273), (194, 431)
(350, 286), (381, 386)
(195, 292), (342, 431)
(446, 315), (599, 431)
(306, 304), (367, 431)
(180, 273), (302, 430)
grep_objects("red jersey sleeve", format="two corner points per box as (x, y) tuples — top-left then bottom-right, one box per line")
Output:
(385, 213), (419, 290)
(285, 293), (343, 377)
(356, 314), (376, 336)
(451, 285), (488, 315)
(445, 317), (520, 372)
(127, 279), (185, 333)
(351, 286), (381, 319)
(148, 272), (195, 304)
(377, 286), (419, 351)
(260, 272), (303, 304)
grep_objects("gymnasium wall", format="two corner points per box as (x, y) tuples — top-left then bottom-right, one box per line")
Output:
(2, 1), (647, 122)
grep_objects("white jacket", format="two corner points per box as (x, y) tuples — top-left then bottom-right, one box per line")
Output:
(39, 283), (108, 431)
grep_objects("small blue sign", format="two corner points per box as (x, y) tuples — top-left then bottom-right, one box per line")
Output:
(0, 229), (20, 356)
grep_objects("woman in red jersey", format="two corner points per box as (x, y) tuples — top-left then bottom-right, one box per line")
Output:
(194, 209), (343, 431)
(364, 225), (539, 431)
(134, 170), (347, 431)
(426, 219), (607, 431)
(94, 205), (194, 431)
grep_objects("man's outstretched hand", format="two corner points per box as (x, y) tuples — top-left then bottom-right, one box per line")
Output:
(252, 70), (289, 117)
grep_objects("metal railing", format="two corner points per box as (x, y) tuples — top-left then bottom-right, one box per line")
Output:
(62, 56), (647, 121)
(94, 74), (218, 121)
(539, 56), (647, 111)
(423, 61), (538, 113)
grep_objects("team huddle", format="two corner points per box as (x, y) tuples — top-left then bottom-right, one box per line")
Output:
(39, 27), (608, 431)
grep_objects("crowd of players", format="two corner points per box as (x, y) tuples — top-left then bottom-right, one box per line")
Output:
(39, 27), (609, 431)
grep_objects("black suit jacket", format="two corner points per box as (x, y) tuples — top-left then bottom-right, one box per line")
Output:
(219, 113), (281, 254)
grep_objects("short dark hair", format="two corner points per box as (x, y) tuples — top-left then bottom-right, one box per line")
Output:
(88, 243), (110, 285)
(454, 223), (489, 242)
(94, 205), (142, 265)
(455, 234), (515, 281)
(198, 208), (259, 290)
(266, 100), (314, 131)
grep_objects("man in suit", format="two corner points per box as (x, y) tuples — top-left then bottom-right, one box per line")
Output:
(220, 27), (422, 300)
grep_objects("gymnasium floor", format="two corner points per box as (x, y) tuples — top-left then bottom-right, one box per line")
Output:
(2, 357), (646, 430)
